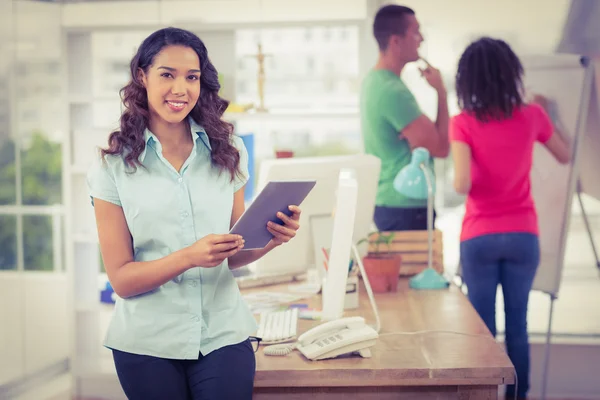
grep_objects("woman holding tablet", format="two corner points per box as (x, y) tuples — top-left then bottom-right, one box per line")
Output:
(87, 27), (301, 400)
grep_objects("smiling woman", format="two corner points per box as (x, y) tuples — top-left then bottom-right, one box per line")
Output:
(86, 27), (303, 400)
(101, 28), (241, 180)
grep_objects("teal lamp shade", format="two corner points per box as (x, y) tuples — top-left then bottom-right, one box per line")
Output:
(393, 147), (436, 199)
(394, 147), (449, 290)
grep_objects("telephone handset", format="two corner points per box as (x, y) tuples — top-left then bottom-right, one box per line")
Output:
(296, 316), (378, 361)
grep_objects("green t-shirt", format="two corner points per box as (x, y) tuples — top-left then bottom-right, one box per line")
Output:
(360, 69), (433, 208)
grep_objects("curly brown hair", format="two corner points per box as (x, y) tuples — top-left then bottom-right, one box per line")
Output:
(101, 27), (240, 180)
(455, 37), (524, 122)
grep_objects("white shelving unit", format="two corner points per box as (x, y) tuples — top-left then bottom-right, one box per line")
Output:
(224, 108), (360, 121)
(65, 31), (109, 397)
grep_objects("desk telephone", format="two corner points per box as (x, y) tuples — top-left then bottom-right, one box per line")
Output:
(267, 316), (378, 360)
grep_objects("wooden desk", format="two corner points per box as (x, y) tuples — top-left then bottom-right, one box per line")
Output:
(250, 279), (514, 400)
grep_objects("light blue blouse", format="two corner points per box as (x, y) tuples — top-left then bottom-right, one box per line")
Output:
(86, 118), (257, 359)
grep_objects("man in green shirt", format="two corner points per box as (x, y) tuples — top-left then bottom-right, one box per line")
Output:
(361, 4), (449, 231)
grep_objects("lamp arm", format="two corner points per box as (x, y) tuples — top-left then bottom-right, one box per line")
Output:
(419, 163), (434, 271)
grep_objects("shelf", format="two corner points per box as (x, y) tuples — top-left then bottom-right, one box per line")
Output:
(68, 94), (119, 105)
(224, 108), (359, 121)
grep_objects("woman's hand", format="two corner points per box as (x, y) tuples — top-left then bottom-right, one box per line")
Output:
(185, 234), (244, 268)
(267, 205), (301, 246)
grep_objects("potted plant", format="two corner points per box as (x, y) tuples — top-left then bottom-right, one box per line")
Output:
(356, 232), (402, 293)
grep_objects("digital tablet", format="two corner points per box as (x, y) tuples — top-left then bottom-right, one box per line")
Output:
(230, 180), (316, 249)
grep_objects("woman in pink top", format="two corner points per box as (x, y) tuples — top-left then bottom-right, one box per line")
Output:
(450, 37), (571, 400)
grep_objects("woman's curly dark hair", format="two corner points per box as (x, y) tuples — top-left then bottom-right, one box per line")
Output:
(101, 27), (240, 180)
(455, 37), (524, 122)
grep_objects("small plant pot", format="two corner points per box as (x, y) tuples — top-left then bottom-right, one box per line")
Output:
(275, 149), (294, 158)
(362, 254), (402, 293)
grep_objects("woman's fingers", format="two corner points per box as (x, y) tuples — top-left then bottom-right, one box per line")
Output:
(211, 239), (244, 254)
(276, 212), (300, 230)
(267, 222), (296, 242)
(288, 205), (302, 220)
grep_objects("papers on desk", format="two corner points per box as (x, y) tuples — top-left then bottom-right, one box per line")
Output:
(242, 282), (321, 314)
(243, 292), (306, 314)
(287, 282), (321, 295)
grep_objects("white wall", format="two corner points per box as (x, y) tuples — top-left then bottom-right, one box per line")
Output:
(22, 275), (70, 374)
(396, 0), (571, 55)
(62, 0), (368, 29)
(0, 274), (69, 386)
(0, 274), (25, 386)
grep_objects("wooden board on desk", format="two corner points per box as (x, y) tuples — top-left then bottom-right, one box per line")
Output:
(249, 279), (514, 399)
(367, 230), (444, 276)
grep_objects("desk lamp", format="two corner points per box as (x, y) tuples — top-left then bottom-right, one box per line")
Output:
(393, 147), (449, 290)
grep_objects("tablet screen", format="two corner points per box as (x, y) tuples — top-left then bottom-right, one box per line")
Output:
(230, 180), (316, 249)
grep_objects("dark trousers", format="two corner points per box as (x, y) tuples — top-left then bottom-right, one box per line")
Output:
(460, 233), (539, 399)
(373, 206), (436, 231)
(112, 339), (256, 400)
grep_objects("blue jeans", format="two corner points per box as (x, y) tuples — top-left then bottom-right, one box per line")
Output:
(460, 233), (539, 399)
(112, 339), (256, 400)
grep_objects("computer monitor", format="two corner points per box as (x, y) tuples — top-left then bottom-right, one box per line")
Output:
(252, 154), (381, 277)
(321, 168), (358, 321)
(321, 168), (381, 331)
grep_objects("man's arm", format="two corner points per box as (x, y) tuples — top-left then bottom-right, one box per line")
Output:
(401, 90), (449, 157)
(434, 89), (450, 149)
(400, 60), (449, 157)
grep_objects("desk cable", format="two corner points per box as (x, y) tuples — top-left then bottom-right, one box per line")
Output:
(263, 342), (297, 356)
(264, 330), (492, 357)
(351, 244), (381, 333)
(378, 329), (491, 339)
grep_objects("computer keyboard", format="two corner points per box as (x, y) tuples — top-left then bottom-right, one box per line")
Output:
(256, 308), (299, 344)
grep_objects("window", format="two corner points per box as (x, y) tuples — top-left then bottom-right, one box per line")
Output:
(91, 31), (150, 99)
(233, 25), (361, 162)
(23, 215), (54, 271)
(0, 130), (60, 272)
(0, 9), (65, 273)
(0, 215), (17, 270)
(235, 25), (360, 111)
(0, 136), (16, 207)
